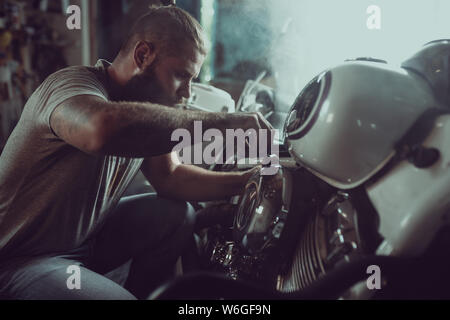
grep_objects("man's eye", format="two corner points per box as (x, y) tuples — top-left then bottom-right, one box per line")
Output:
(176, 72), (190, 80)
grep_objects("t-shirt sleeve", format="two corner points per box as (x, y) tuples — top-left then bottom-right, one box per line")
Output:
(33, 66), (109, 137)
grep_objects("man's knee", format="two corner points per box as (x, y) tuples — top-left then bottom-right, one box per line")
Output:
(152, 194), (192, 221)
(110, 193), (196, 241)
(162, 199), (196, 235)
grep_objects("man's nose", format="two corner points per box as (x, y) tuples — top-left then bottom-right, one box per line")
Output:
(179, 81), (192, 100)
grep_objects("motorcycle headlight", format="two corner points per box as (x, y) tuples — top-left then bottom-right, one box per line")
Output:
(284, 72), (330, 141)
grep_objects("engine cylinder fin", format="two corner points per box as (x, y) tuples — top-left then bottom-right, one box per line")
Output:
(300, 221), (313, 288)
(277, 214), (331, 291)
(303, 219), (316, 285)
(298, 236), (308, 289)
(314, 213), (327, 275)
(283, 222), (305, 291)
(306, 218), (318, 282)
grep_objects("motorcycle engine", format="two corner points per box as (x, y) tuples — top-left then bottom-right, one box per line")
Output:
(205, 165), (374, 292)
(206, 167), (293, 283)
(276, 190), (364, 291)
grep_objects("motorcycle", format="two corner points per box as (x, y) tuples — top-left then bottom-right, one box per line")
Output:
(152, 39), (450, 300)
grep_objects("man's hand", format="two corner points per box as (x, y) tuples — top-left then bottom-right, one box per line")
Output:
(240, 111), (274, 132)
(142, 151), (262, 202)
(192, 165), (260, 231)
(240, 164), (262, 183)
(225, 112), (277, 163)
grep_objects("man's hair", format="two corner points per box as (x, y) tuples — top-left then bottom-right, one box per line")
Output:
(120, 6), (208, 57)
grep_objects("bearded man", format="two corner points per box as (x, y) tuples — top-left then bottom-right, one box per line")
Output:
(0, 6), (271, 299)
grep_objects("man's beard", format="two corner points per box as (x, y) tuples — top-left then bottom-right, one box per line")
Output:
(120, 63), (178, 106)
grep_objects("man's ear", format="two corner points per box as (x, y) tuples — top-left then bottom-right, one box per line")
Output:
(133, 41), (157, 71)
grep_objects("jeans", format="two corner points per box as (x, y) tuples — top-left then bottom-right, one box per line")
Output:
(0, 193), (196, 300)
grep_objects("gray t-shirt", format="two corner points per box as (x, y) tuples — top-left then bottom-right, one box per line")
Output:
(0, 60), (144, 258)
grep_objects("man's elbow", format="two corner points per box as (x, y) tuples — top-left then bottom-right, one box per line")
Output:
(152, 178), (184, 200)
(152, 183), (176, 199)
(83, 113), (115, 155)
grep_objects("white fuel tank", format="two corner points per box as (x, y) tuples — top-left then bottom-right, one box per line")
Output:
(284, 61), (436, 189)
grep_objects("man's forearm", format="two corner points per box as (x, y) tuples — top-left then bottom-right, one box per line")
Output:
(158, 164), (253, 202)
(51, 95), (271, 158)
(97, 100), (236, 157)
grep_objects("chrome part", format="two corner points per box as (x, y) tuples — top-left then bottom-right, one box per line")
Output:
(234, 167), (293, 254)
(277, 192), (362, 292)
